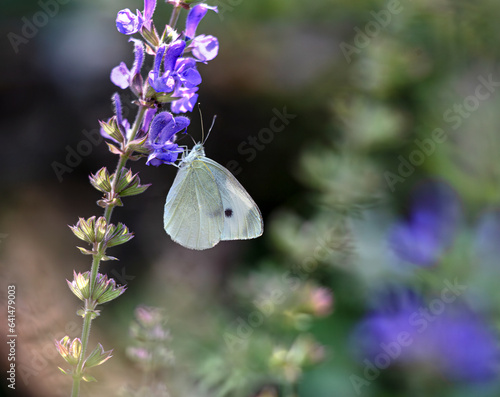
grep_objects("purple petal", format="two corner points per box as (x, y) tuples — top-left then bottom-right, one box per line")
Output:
(110, 62), (131, 89)
(171, 87), (198, 113)
(146, 147), (180, 166)
(149, 45), (176, 92)
(191, 35), (219, 62)
(141, 108), (158, 137)
(143, 0), (156, 30)
(116, 9), (144, 35)
(185, 4), (218, 40)
(164, 40), (186, 72)
(112, 93), (123, 127)
(152, 45), (166, 76)
(148, 71), (176, 93)
(129, 38), (145, 76)
(175, 58), (201, 87)
(148, 112), (175, 143)
(173, 116), (190, 131)
(148, 112), (189, 146)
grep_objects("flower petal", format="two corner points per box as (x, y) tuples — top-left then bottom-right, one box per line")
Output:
(164, 40), (186, 72)
(191, 34), (219, 62)
(185, 4), (218, 41)
(110, 62), (131, 89)
(149, 112), (174, 143)
(143, 0), (157, 30)
(171, 87), (198, 113)
(129, 38), (145, 76)
(116, 9), (144, 35)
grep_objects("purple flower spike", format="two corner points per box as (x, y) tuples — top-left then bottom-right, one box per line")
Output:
(116, 8), (144, 35)
(146, 112), (190, 166)
(185, 4), (218, 41)
(142, 0), (157, 30)
(191, 34), (219, 62)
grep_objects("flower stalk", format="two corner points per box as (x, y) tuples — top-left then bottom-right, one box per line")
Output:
(56, 1), (219, 395)
(69, 103), (148, 396)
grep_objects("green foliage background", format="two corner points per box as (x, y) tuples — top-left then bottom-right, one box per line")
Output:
(2, 0), (500, 396)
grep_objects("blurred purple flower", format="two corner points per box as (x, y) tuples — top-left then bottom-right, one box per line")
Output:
(388, 180), (461, 266)
(351, 289), (498, 382)
(145, 112), (189, 166)
(116, 9), (144, 35)
(474, 209), (500, 269)
(185, 4), (218, 41)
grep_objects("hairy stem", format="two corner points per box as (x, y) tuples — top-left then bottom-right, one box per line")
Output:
(70, 105), (147, 397)
(169, 5), (182, 30)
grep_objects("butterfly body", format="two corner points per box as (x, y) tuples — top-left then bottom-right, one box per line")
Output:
(164, 143), (263, 250)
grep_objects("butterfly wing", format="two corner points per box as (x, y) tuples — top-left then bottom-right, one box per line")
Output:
(202, 157), (264, 241)
(164, 160), (224, 250)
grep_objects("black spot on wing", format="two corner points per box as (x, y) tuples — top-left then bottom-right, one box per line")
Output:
(225, 208), (233, 218)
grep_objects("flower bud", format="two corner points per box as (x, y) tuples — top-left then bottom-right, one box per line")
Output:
(55, 336), (82, 367)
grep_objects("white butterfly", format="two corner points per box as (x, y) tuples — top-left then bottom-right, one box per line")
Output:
(164, 143), (264, 250)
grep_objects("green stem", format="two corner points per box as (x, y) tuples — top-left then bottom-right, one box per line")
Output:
(104, 105), (147, 222)
(70, 376), (80, 397)
(169, 5), (182, 30)
(70, 105), (147, 397)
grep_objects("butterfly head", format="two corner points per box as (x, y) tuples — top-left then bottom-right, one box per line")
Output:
(181, 142), (206, 164)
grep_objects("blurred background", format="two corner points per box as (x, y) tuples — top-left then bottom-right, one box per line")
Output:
(2, 0), (500, 396)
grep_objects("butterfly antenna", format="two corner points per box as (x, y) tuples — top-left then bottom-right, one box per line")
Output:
(197, 103), (205, 143)
(175, 132), (195, 146)
(205, 115), (217, 143)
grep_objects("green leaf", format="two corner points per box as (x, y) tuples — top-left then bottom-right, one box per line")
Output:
(101, 254), (118, 261)
(106, 142), (123, 155)
(76, 246), (95, 255)
(58, 367), (71, 375)
(82, 374), (97, 383)
(84, 344), (113, 368)
(121, 183), (150, 197)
